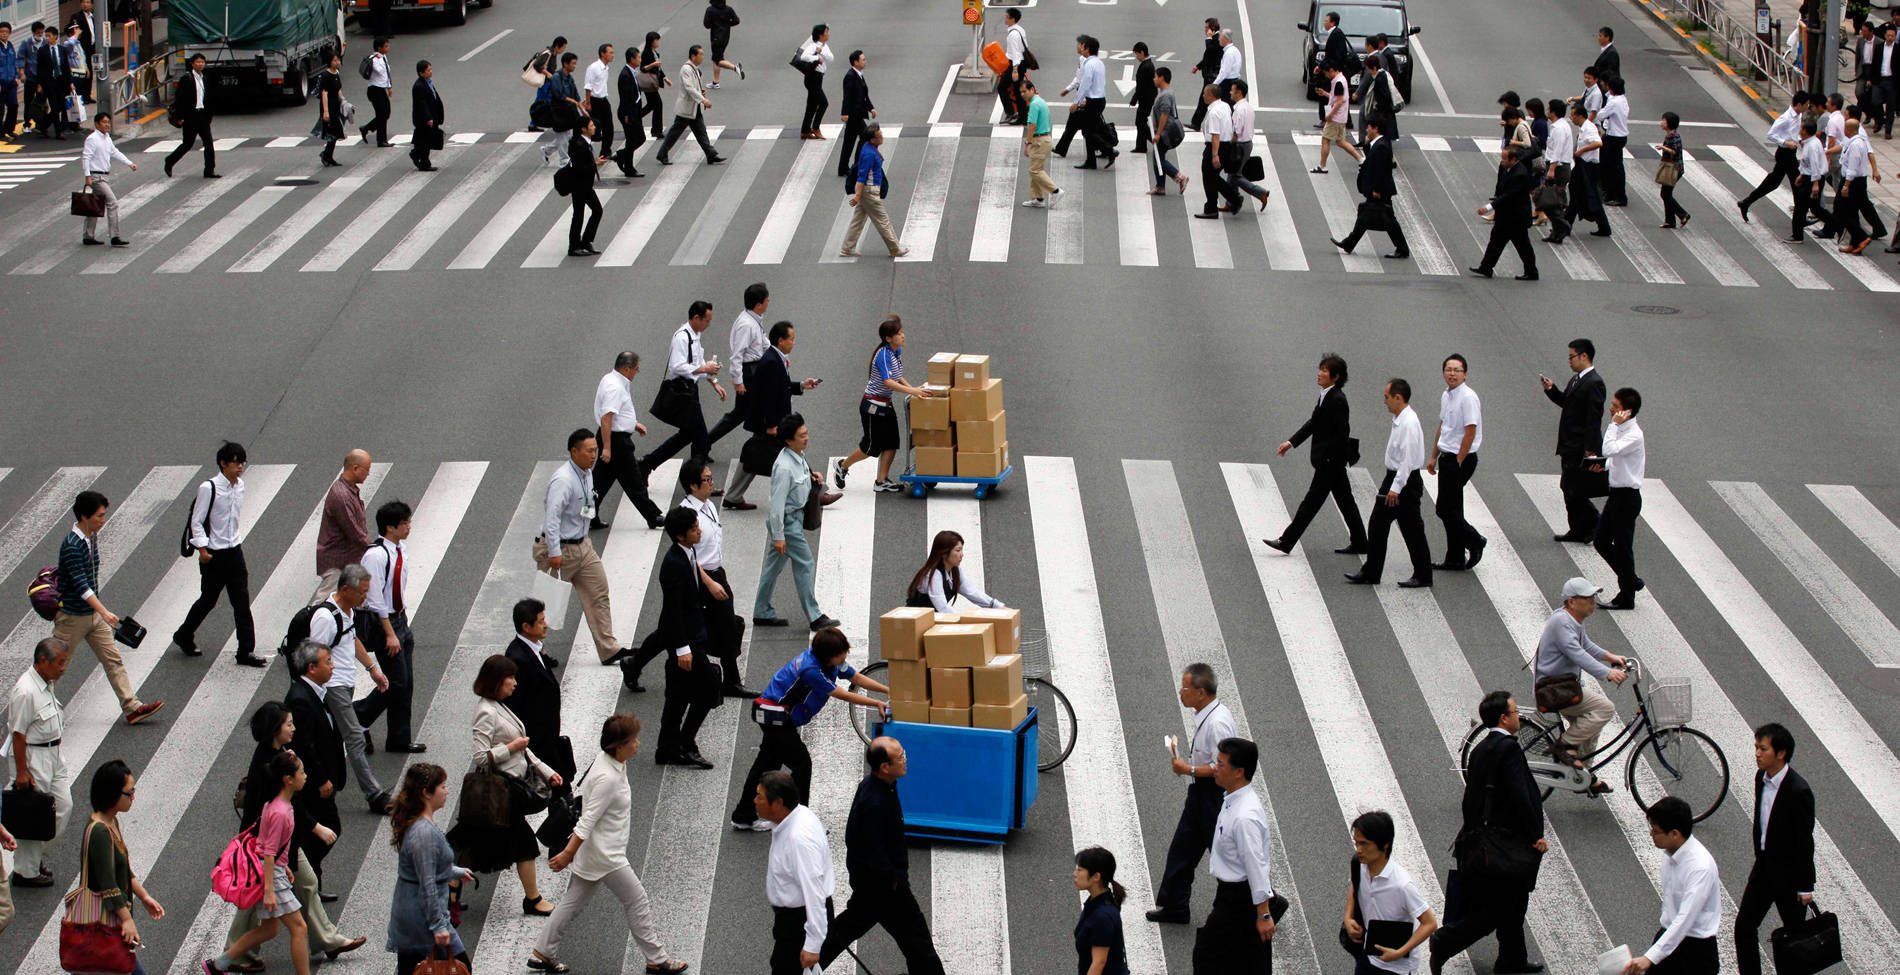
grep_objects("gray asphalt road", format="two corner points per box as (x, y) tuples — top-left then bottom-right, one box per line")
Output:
(1, 0), (1897, 973)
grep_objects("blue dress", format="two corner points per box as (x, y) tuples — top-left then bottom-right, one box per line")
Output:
(387, 819), (466, 957)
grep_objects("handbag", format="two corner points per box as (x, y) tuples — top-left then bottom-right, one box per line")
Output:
(72, 189), (107, 219)
(1533, 672), (1582, 713)
(535, 754), (594, 851)
(553, 165), (574, 197)
(1771, 902), (1841, 975)
(650, 376), (697, 427)
(789, 47), (816, 75)
(1242, 155), (1266, 182)
(60, 822), (138, 975)
(1355, 199), (1389, 231)
(3, 783), (58, 840)
(1655, 159), (1682, 187)
(1533, 181), (1566, 212)
(742, 433), (780, 477)
(1452, 784), (1541, 888)
(414, 946), (472, 975)
(802, 477), (824, 532)
(635, 70), (659, 93)
(456, 768), (514, 831)
(65, 93), (84, 124)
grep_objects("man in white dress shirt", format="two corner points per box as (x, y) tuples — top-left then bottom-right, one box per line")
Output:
(707, 283), (770, 480)
(1833, 116), (1884, 253)
(356, 501), (425, 755)
(1426, 355), (1486, 571)
(360, 37), (394, 147)
(537, 429), (630, 665)
(1790, 118), (1835, 242)
(759, 770), (834, 975)
(584, 43), (615, 163)
(1346, 379), (1433, 588)
(1149, 663), (1239, 924)
(173, 442), (261, 665)
(1596, 76), (1630, 206)
(1193, 737), (1277, 974)
(309, 564), (391, 813)
(8, 638), (71, 886)
(593, 351), (666, 532)
(641, 301), (729, 474)
(1624, 797), (1721, 975)
(1738, 90), (1808, 222)
(78, 111), (133, 245)
(1587, 387), (1644, 609)
(1055, 34), (1114, 167)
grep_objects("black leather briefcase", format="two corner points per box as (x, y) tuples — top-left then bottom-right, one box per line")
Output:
(2, 784), (58, 841)
(1771, 903), (1841, 975)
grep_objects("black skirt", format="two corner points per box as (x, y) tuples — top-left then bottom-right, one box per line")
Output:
(447, 811), (539, 872)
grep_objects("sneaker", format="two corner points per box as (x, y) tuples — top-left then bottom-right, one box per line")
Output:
(875, 479), (905, 492)
(707, 81), (720, 90)
(832, 458), (848, 489)
(1047, 187), (1062, 209)
(732, 818), (773, 832)
(736, 62), (746, 80)
(1020, 198), (1047, 208)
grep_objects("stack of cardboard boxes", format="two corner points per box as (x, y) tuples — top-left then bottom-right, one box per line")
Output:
(878, 604), (1029, 730)
(909, 353), (1009, 479)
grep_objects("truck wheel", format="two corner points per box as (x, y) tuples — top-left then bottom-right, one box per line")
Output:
(283, 69), (308, 107)
(446, 0), (468, 25)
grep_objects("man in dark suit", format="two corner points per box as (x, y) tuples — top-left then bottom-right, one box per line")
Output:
(1593, 27), (1619, 80)
(164, 52), (217, 178)
(1189, 17), (1222, 131)
(612, 47), (647, 177)
(36, 35), (70, 138)
(1429, 692), (1547, 975)
(409, 59), (443, 172)
(653, 508), (720, 770)
(1129, 43), (1156, 152)
(838, 50), (873, 194)
(1264, 353), (1367, 554)
(1329, 116), (1409, 258)
(1471, 144), (1539, 279)
(1734, 722), (1815, 975)
(285, 641), (346, 878)
(749, 321), (818, 434)
(1313, 11), (1356, 126)
(503, 598), (572, 783)
(1542, 339), (1605, 541)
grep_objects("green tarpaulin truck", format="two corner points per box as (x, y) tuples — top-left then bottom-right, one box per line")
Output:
(167, 0), (346, 106)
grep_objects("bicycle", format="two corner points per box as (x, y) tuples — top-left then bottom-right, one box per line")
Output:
(1457, 658), (1730, 822)
(849, 627), (1078, 770)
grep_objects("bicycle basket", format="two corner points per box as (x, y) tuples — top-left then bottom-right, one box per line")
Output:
(1647, 682), (1693, 727)
(1017, 628), (1050, 680)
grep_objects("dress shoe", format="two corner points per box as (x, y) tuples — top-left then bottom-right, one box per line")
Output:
(568, 247), (594, 257)
(710, 488), (724, 497)
(388, 743), (428, 754)
(723, 683), (761, 699)
(164, 158), (175, 177)
(1145, 907), (1191, 923)
(364, 739), (373, 755)
(1736, 200), (1751, 223)
(1515, 272), (1539, 281)
(753, 616), (790, 626)
(82, 237), (104, 246)
(654, 750), (697, 767)
(1194, 210), (1220, 219)
(126, 702), (165, 725)
(324, 937), (368, 961)
(110, 237), (130, 247)
(235, 652), (269, 668)
(1465, 537), (1487, 569)
(645, 517), (666, 530)
(1551, 532), (1590, 543)
(172, 640), (203, 657)
(1397, 576), (1432, 589)
(1384, 250), (1409, 259)
(679, 749), (715, 770)
(367, 791), (393, 815)
(722, 500), (757, 510)
(810, 614), (842, 631)
(376, 141), (394, 149)
(12, 869), (54, 888)
(319, 890), (339, 903)
(1262, 537), (1293, 554)
(1542, 234), (1565, 244)
(1073, 161), (1098, 170)
(1431, 559), (1467, 572)
(589, 516), (611, 531)
(1599, 592), (1636, 610)
(1330, 237), (1354, 253)
(1589, 228), (1613, 237)
(1468, 266), (1494, 278)
(707, 155), (727, 164)
(1343, 572), (1379, 585)
(205, 171), (223, 178)
(1492, 962), (1546, 974)
(1335, 543), (1368, 555)
(656, 153), (671, 166)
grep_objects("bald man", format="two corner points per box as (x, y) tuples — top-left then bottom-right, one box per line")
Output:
(314, 450), (374, 603)
(818, 736), (946, 975)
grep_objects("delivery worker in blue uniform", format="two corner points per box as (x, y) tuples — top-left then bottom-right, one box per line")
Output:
(730, 627), (891, 830)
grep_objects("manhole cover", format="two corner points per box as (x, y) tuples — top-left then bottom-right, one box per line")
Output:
(273, 178), (318, 186)
(1631, 304), (1680, 315)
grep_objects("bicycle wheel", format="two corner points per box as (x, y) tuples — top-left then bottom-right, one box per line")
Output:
(1457, 715), (1556, 801)
(848, 661), (890, 747)
(1627, 725), (1730, 822)
(1024, 676), (1077, 771)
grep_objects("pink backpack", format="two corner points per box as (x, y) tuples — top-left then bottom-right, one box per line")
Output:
(212, 825), (266, 908)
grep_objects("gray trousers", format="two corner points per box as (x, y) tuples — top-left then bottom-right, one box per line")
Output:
(324, 683), (383, 800)
(724, 469), (758, 503)
(82, 173), (120, 240)
(538, 865), (669, 965)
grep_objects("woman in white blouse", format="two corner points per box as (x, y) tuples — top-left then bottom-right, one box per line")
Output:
(796, 23), (834, 139)
(530, 714), (686, 974)
(447, 655), (564, 918)
(906, 530), (1006, 613)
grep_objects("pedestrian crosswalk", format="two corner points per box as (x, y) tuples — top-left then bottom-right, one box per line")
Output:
(0, 153), (75, 198)
(1, 455), (1899, 974)
(3, 124), (1895, 289)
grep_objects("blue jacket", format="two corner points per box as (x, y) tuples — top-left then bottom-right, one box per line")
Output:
(761, 649), (856, 726)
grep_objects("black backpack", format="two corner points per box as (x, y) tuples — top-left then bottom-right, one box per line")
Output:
(358, 54), (375, 81)
(277, 603), (346, 667)
(178, 479), (215, 558)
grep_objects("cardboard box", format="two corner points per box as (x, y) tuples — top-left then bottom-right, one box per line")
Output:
(879, 607), (935, 661)
(911, 427), (955, 449)
(928, 667), (973, 708)
(927, 353), (962, 387)
(953, 354), (992, 389)
(889, 699), (931, 724)
(957, 444), (1009, 479)
(915, 446), (957, 477)
(954, 607), (1022, 653)
(971, 693), (1029, 730)
(957, 411), (1007, 453)
(924, 623), (995, 668)
(934, 612), (961, 625)
(949, 378), (1003, 422)
(888, 660), (931, 701)
(971, 653), (1023, 705)
(910, 390), (952, 431)
(929, 706), (973, 727)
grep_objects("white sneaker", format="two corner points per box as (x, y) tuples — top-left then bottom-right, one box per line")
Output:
(832, 458), (848, 489)
(1021, 198), (1047, 208)
(731, 818), (772, 832)
(1047, 188), (1062, 209)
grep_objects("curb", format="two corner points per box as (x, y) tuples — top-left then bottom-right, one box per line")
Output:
(1628, 0), (1780, 123)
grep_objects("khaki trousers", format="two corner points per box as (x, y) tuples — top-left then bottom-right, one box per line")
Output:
(0, 869), (13, 935)
(229, 851), (350, 962)
(1558, 678), (1617, 754)
(311, 568), (342, 605)
(52, 611), (140, 715)
(82, 173), (121, 240)
(533, 536), (618, 661)
(843, 189), (901, 254)
(1027, 133), (1058, 199)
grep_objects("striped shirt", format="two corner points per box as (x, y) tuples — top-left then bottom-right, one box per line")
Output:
(864, 345), (901, 401)
(57, 527), (101, 616)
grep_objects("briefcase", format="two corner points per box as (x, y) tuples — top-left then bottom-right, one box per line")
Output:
(1242, 155), (1266, 182)
(650, 377), (696, 427)
(1771, 903), (1841, 975)
(1355, 199), (1388, 231)
(3, 784), (59, 841)
(71, 190), (107, 219)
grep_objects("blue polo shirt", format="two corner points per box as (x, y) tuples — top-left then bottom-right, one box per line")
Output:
(762, 648), (856, 727)
(854, 141), (886, 189)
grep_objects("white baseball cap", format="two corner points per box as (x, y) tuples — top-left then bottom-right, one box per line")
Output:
(1561, 577), (1602, 599)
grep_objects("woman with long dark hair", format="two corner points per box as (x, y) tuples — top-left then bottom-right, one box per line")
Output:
(832, 316), (934, 492)
(639, 33), (670, 140)
(906, 530), (1005, 612)
(387, 763), (474, 975)
(316, 48), (344, 167)
(205, 752), (311, 975)
(1073, 847), (1129, 975)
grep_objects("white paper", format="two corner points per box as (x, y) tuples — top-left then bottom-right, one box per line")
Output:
(530, 564), (570, 629)
(1597, 944), (1632, 975)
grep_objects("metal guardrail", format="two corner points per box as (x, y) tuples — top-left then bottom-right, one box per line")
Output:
(1649, 0), (1810, 103)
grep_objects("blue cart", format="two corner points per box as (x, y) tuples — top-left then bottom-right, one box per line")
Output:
(871, 708), (1039, 843)
(897, 465), (1014, 500)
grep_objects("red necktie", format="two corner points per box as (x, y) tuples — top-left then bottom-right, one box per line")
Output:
(392, 547), (405, 614)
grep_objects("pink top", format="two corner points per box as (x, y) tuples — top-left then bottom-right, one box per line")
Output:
(258, 797), (297, 880)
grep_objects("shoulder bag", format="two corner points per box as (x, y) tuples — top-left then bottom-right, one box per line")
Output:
(60, 821), (138, 975)
(535, 754), (596, 852)
(179, 479), (214, 557)
(1452, 781), (1541, 888)
(1533, 672), (1582, 713)
(802, 473), (824, 532)
(650, 377), (696, 427)
(1655, 158), (1682, 187)
(456, 765), (513, 832)
(789, 45), (816, 75)
(635, 69), (660, 93)
(1339, 854), (1365, 957)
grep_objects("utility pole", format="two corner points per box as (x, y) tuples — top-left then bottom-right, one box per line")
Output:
(1810, 0), (1845, 96)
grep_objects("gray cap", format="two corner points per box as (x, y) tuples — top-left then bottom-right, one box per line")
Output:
(1560, 577), (1602, 599)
